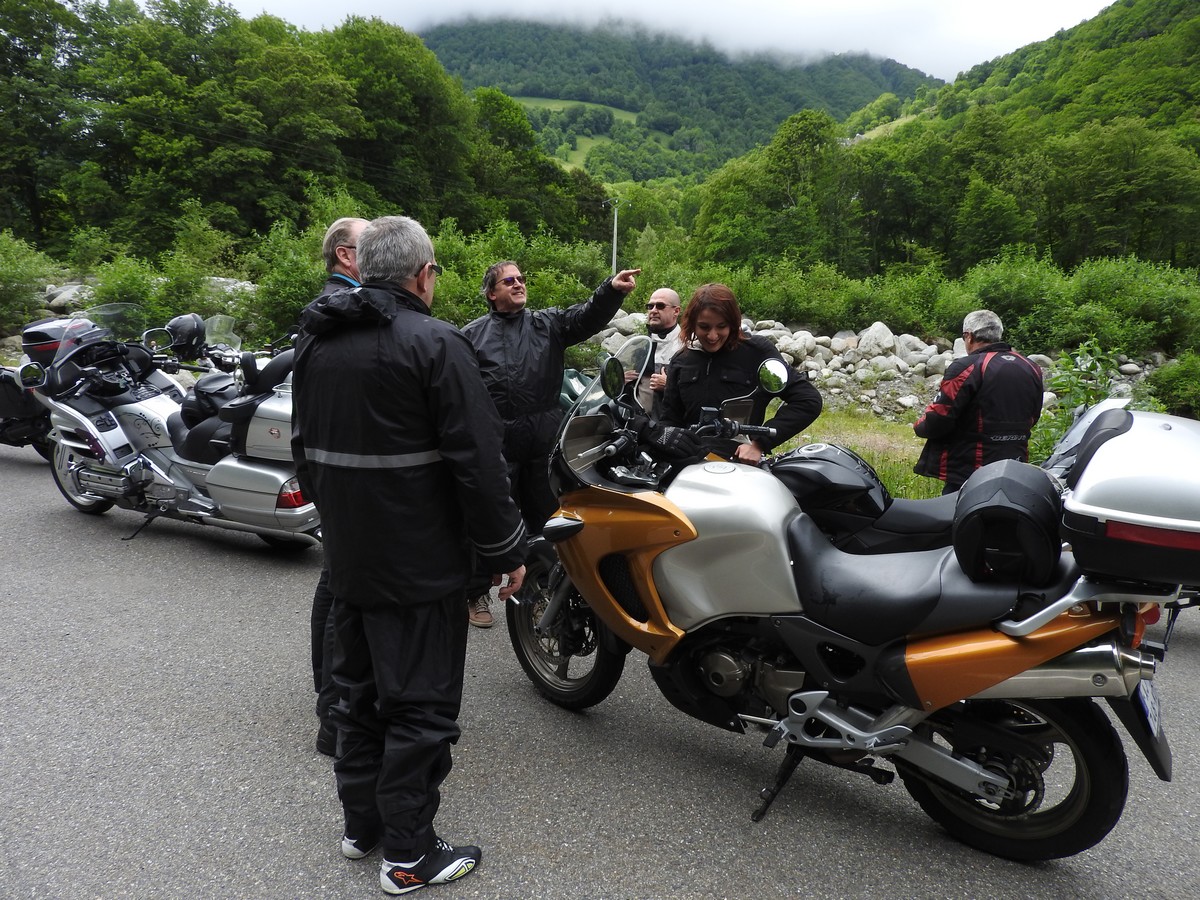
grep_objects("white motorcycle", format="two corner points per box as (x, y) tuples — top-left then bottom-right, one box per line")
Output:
(18, 303), (319, 550)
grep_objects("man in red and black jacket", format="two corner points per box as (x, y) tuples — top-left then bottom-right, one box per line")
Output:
(914, 309), (1044, 494)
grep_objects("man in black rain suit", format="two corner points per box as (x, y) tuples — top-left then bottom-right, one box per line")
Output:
(310, 216), (367, 757)
(292, 215), (526, 895)
(459, 260), (640, 627)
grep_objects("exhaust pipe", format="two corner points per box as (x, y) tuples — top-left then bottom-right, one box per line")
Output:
(970, 640), (1155, 700)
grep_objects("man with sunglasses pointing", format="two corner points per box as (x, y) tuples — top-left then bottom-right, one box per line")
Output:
(462, 262), (640, 627)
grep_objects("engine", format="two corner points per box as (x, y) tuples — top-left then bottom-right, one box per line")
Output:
(697, 645), (806, 717)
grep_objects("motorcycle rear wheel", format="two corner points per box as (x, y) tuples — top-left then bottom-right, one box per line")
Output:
(257, 533), (314, 553)
(506, 548), (626, 711)
(898, 697), (1128, 861)
(50, 440), (114, 515)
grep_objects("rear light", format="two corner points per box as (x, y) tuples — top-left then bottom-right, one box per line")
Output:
(1105, 519), (1200, 551)
(277, 477), (307, 509)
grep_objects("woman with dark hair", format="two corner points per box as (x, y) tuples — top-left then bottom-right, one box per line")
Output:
(660, 283), (822, 463)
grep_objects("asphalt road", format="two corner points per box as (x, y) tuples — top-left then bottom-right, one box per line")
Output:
(3, 440), (1200, 899)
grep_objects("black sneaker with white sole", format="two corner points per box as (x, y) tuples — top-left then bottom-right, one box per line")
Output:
(379, 838), (481, 894)
(342, 833), (381, 859)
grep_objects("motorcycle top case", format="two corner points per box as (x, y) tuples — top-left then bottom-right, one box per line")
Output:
(1063, 410), (1200, 585)
(952, 459), (1062, 586)
(21, 317), (79, 366)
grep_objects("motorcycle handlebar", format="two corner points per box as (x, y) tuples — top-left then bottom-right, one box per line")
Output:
(693, 419), (777, 441)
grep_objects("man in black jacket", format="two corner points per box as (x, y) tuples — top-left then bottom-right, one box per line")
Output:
(460, 261), (640, 627)
(292, 215), (526, 895)
(310, 216), (367, 757)
(913, 309), (1044, 493)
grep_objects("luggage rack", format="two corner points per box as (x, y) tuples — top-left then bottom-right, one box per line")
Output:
(996, 577), (1181, 637)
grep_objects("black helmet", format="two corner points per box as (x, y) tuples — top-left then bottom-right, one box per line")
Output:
(166, 313), (206, 360)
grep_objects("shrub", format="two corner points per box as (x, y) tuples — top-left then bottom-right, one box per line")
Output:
(1068, 257), (1200, 356)
(0, 230), (57, 334)
(235, 221), (324, 346)
(955, 250), (1069, 354)
(90, 254), (159, 309)
(1029, 339), (1120, 463)
(1147, 351), (1200, 418)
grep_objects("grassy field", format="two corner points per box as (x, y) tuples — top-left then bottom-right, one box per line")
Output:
(776, 406), (942, 500)
(513, 97), (669, 171)
(514, 96), (638, 123)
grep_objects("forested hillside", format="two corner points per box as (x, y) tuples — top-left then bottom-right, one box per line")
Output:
(0, 1), (612, 260)
(421, 18), (939, 181)
(3, 0), (1200, 406)
(674, 0), (1200, 280)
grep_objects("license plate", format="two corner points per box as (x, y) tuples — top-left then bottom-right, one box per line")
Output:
(1136, 680), (1162, 737)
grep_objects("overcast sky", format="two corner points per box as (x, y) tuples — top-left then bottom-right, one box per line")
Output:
(220, 0), (1112, 81)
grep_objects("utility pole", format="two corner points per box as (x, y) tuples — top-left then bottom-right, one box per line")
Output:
(604, 198), (621, 275)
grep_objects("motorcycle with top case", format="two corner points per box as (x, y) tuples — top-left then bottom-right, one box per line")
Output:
(506, 335), (1186, 862)
(17, 304), (319, 550)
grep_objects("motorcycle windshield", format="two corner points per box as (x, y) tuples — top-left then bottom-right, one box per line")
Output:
(204, 314), (241, 352)
(50, 303), (151, 367)
(557, 335), (651, 464)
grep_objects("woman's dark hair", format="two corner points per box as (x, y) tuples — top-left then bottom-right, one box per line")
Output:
(680, 283), (743, 351)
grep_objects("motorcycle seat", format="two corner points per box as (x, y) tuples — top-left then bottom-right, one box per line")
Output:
(872, 492), (957, 538)
(787, 512), (1022, 646)
(167, 410), (231, 466)
(242, 348), (293, 396)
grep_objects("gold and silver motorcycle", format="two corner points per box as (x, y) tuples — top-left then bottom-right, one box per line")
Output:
(506, 335), (1194, 861)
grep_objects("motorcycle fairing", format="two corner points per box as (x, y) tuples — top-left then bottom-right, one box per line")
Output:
(552, 486), (694, 663)
(901, 608), (1122, 712)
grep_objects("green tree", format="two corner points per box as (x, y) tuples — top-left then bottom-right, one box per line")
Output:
(0, 0), (85, 244)
(952, 175), (1032, 271)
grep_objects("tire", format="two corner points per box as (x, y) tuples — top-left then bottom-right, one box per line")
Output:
(505, 545), (626, 710)
(50, 440), (114, 515)
(32, 436), (53, 462)
(898, 698), (1128, 861)
(258, 533), (314, 553)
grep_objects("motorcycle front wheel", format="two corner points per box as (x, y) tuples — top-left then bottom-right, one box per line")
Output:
(50, 440), (114, 515)
(32, 436), (53, 461)
(505, 549), (626, 711)
(898, 697), (1128, 861)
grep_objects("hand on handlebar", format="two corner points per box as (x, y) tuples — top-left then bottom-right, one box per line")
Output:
(632, 415), (704, 461)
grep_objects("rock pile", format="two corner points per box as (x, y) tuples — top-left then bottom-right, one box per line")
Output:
(599, 311), (1156, 421)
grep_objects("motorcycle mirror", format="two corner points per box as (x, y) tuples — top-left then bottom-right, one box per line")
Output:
(141, 327), (172, 351)
(758, 358), (790, 395)
(18, 362), (47, 389)
(599, 355), (626, 401)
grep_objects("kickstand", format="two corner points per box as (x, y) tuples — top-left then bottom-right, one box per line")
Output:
(752, 744), (805, 822)
(122, 513), (160, 541)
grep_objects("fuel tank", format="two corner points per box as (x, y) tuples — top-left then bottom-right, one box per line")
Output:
(656, 460), (802, 629)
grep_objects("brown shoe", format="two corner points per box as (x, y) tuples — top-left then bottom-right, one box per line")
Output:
(468, 593), (494, 628)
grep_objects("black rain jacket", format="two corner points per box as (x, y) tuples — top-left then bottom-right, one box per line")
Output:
(661, 334), (823, 456)
(462, 277), (626, 465)
(291, 282), (526, 609)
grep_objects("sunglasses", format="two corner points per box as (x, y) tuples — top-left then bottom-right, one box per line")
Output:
(645, 302), (676, 311)
(428, 262), (443, 275)
(497, 275), (527, 287)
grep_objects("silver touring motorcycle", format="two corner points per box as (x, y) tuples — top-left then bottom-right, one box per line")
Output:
(18, 303), (319, 550)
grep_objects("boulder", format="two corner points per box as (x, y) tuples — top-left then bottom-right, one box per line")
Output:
(857, 321), (896, 358)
